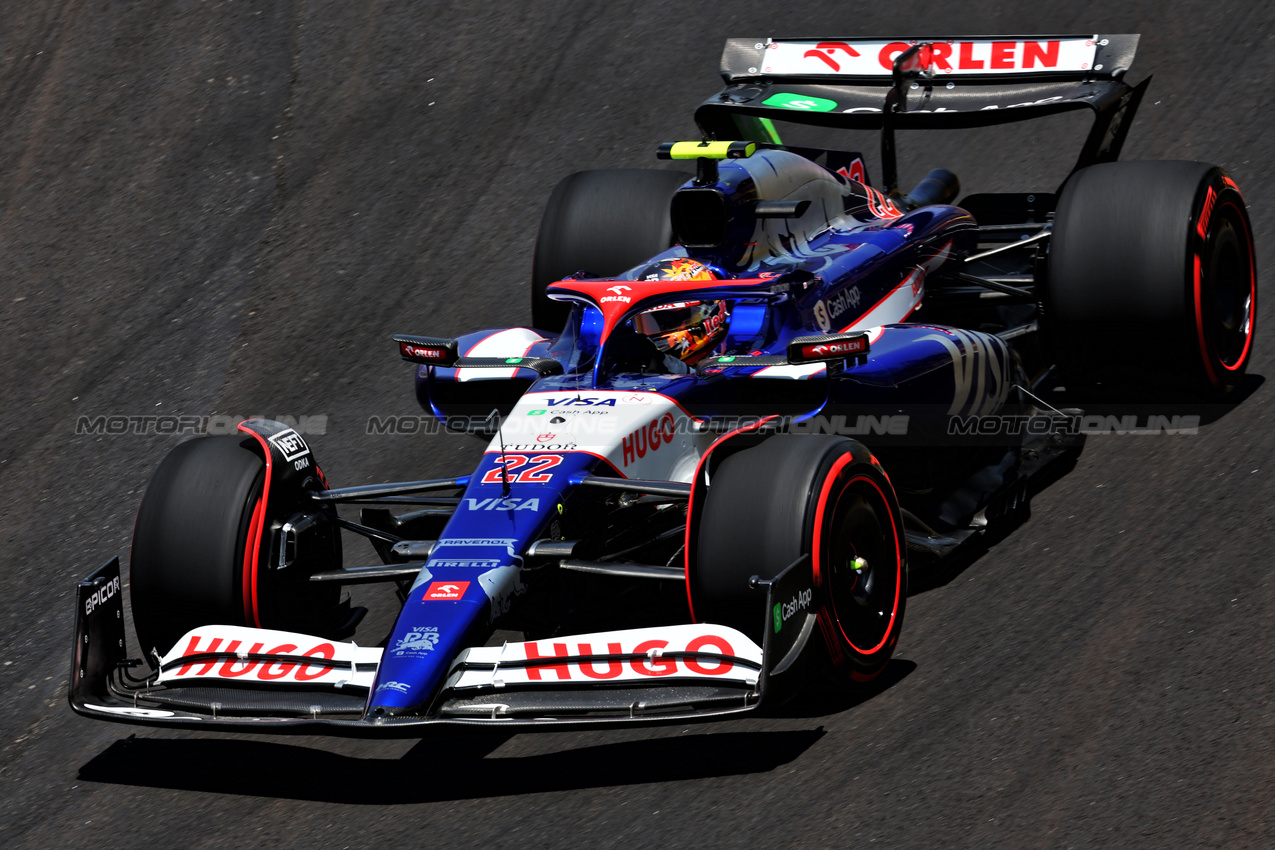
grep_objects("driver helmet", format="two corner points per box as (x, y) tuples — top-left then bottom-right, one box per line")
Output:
(632, 258), (730, 364)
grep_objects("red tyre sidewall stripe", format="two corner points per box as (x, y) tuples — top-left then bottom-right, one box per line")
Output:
(241, 493), (266, 627)
(811, 464), (903, 658)
(1194, 196), (1256, 383)
(1217, 198), (1255, 372)
(1193, 252), (1218, 387)
(237, 425), (274, 628)
(683, 415), (779, 622)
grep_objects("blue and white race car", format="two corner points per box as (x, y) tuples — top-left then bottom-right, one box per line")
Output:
(71, 34), (1255, 734)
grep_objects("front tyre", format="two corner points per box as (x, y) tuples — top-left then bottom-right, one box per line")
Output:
(130, 435), (342, 658)
(692, 435), (906, 683)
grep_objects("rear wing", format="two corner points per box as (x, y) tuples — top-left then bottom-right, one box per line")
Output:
(695, 35), (1148, 175)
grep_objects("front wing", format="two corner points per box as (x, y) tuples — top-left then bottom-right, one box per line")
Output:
(70, 556), (820, 736)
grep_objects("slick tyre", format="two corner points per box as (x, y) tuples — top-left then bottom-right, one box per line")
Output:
(130, 435), (340, 658)
(531, 169), (690, 331)
(693, 435), (906, 683)
(1046, 161), (1256, 399)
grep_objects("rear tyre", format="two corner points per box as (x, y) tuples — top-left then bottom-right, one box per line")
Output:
(1046, 161), (1256, 399)
(693, 435), (906, 683)
(130, 436), (341, 658)
(531, 169), (691, 331)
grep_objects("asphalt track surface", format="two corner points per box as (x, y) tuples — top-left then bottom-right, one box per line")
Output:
(2, 2), (1273, 847)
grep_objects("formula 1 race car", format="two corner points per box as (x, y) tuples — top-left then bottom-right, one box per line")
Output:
(71, 34), (1255, 735)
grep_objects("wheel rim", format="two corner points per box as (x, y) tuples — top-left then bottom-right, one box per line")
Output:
(814, 470), (903, 657)
(1198, 198), (1255, 378)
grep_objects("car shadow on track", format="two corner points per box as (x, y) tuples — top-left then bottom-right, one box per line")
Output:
(1040, 372), (1264, 428)
(907, 503), (1037, 597)
(76, 727), (826, 803)
(909, 371), (1265, 596)
(771, 658), (917, 719)
(907, 455), (1064, 598)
